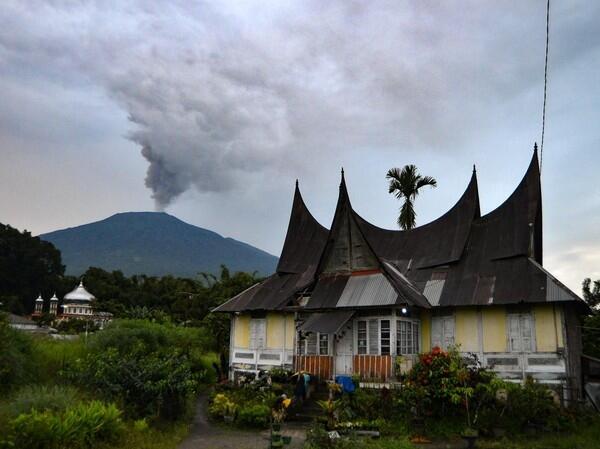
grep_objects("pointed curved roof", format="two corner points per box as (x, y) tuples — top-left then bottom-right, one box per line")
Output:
(216, 149), (585, 312)
(470, 148), (542, 263)
(64, 281), (95, 302)
(354, 169), (481, 269)
(35, 294), (43, 302)
(276, 182), (329, 274)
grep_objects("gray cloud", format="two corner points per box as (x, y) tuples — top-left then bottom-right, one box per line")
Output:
(4, 1), (599, 208)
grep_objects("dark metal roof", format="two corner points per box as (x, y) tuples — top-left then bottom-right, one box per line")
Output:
(304, 274), (350, 309)
(276, 182), (329, 274)
(213, 270), (314, 312)
(299, 311), (355, 334)
(217, 149), (586, 313)
(354, 169), (480, 270)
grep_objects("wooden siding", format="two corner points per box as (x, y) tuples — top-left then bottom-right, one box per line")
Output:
(295, 355), (334, 380)
(353, 355), (394, 381)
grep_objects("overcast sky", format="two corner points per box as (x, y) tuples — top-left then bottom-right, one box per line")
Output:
(1, 1), (599, 293)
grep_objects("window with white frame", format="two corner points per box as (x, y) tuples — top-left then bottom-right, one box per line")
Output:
(319, 334), (329, 355)
(297, 332), (329, 355)
(507, 313), (534, 352)
(357, 321), (368, 354)
(249, 318), (266, 350)
(380, 320), (391, 355)
(397, 320), (419, 355)
(431, 315), (455, 350)
(356, 319), (392, 355)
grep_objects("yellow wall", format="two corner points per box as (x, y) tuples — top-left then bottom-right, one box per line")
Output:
(554, 305), (564, 348)
(234, 314), (250, 348)
(534, 304), (559, 352)
(455, 308), (479, 352)
(266, 313), (285, 349)
(482, 307), (506, 352)
(420, 310), (431, 352)
(285, 314), (295, 350)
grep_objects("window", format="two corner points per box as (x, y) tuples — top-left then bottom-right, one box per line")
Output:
(249, 319), (266, 350)
(358, 321), (368, 354)
(297, 332), (328, 355)
(357, 319), (392, 355)
(508, 313), (534, 352)
(319, 334), (329, 355)
(380, 320), (391, 355)
(397, 320), (419, 355)
(297, 336), (306, 355)
(431, 315), (455, 350)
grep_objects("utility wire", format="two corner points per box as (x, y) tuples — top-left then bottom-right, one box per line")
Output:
(540, 0), (550, 172)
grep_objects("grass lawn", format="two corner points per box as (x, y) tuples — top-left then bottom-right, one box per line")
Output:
(99, 421), (190, 449)
(478, 422), (600, 449)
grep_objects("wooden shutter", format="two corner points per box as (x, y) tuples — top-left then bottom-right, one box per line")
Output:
(250, 319), (266, 350)
(431, 317), (443, 349)
(443, 316), (455, 349)
(520, 314), (533, 352)
(508, 314), (521, 352)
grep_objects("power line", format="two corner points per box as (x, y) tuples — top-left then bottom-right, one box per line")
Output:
(540, 0), (550, 172)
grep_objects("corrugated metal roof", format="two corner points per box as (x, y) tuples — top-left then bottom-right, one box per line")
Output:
(336, 273), (398, 307)
(423, 279), (445, 306)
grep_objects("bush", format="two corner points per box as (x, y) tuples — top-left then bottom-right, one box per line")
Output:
(236, 403), (270, 428)
(2, 385), (82, 418)
(5, 400), (123, 449)
(208, 393), (238, 420)
(0, 313), (34, 391)
(68, 348), (197, 420)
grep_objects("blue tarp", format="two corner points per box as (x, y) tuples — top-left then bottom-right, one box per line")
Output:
(335, 375), (355, 393)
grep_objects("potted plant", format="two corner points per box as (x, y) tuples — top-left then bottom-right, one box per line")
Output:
(223, 401), (237, 423)
(461, 427), (479, 449)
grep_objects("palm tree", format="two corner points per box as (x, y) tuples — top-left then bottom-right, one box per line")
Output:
(386, 165), (437, 230)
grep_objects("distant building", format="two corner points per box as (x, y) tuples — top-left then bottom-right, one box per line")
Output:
(61, 281), (95, 319)
(29, 281), (112, 329)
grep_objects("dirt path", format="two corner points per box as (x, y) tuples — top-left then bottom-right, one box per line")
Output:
(178, 395), (307, 449)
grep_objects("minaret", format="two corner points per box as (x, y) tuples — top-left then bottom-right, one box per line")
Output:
(49, 293), (58, 316)
(33, 294), (44, 316)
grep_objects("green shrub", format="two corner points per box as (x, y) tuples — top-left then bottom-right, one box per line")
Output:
(236, 403), (270, 428)
(6, 400), (123, 449)
(68, 347), (197, 420)
(3, 385), (82, 417)
(208, 393), (238, 420)
(0, 313), (34, 391)
(30, 337), (87, 384)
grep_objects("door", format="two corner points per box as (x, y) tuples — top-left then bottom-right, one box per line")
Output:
(335, 322), (353, 375)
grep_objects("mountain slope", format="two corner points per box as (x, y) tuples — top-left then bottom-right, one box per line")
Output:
(40, 212), (278, 277)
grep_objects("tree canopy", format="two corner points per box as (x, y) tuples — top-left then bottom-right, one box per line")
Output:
(386, 165), (437, 230)
(0, 223), (65, 314)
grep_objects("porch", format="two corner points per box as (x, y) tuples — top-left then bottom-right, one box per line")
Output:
(293, 354), (402, 382)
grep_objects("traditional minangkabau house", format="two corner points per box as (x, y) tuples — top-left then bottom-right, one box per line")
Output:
(214, 149), (590, 399)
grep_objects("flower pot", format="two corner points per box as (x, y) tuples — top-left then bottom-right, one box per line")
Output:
(282, 435), (292, 445)
(272, 423), (282, 432)
(461, 435), (478, 449)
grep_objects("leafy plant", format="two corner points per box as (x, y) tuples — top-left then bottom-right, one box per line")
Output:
(6, 400), (123, 449)
(236, 403), (270, 428)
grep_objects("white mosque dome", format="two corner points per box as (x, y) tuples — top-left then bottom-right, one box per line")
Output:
(64, 281), (95, 302)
